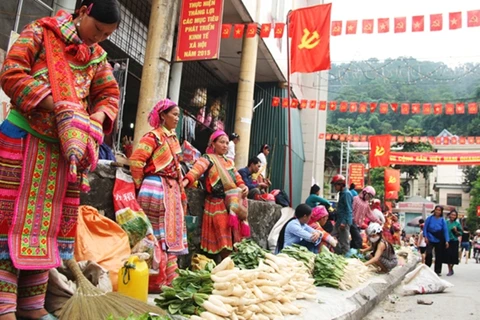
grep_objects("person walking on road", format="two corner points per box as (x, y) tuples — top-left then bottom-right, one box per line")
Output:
(459, 226), (471, 264)
(424, 205), (450, 276)
(331, 174), (353, 255)
(445, 209), (462, 276)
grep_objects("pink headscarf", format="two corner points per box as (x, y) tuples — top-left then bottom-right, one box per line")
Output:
(308, 205), (328, 225)
(206, 130), (227, 154)
(148, 98), (177, 128)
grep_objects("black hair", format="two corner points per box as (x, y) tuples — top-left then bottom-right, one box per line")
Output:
(449, 209), (458, 219)
(248, 157), (261, 167)
(349, 183), (355, 190)
(310, 184), (320, 195)
(163, 104), (178, 115)
(259, 144), (270, 153)
(275, 204), (312, 253)
(419, 219), (425, 224)
(74, 0), (122, 24)
(229, 133), (239, 140)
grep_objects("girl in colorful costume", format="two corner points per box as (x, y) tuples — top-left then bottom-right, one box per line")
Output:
(129, 99), (187, 285)
(0, 1), (120, 319)
(363, 223), (398, 273)
(183, 130), (249, 259)
(307, 206), (337, 251)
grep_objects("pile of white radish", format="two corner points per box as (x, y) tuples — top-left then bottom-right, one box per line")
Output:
(191, 253), (317, 320)
(339, 258), (375, 290)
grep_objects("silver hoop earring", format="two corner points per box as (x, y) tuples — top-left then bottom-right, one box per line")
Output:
(76, 19), (82, 27)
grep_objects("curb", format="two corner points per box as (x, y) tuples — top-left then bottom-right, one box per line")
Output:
(336, 258), (420, 320)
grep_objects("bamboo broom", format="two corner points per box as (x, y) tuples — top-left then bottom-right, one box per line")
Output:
(59, 259), (166, 320)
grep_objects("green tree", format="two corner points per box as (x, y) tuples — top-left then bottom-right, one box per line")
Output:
(466, 176), (480, 232)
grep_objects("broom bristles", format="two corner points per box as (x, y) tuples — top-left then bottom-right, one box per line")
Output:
(59, 259), (166, 320)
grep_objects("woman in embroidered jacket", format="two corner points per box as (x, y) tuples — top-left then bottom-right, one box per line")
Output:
(0, 1), (120, 319)
(183, 130), (249, 259)
(129, 99), (187, 286)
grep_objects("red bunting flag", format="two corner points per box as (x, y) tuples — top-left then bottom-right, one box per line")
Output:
(318, 133), (325, 140)
(319, 101), (326, 110)
(370, 102), (378, 113)
(369, 135), (391, 168)
(380, 103), (389, 114)
(411, 103), (420, 114)
(405, 136), (412, 143)
(331, 21), (342, 36)
(390, 103), (399, 113)
(346, 20), (358, 34)
(445, 103), (454, 115)
(456, 103), (465, 114)
(347, 135), (353, 141)
(391, 136), (397, 143)
(274, 22), (285, 38)
(443, 137), (450, 145)
(430, 14), (443, 31)
(221, 24), (232, 38)
(300, 99), (308, 109)
(260, 23), (272, 38)
(353, 135), (360, 142)
(476, 137), (480, 144)
(339, 134), (346, 141)
(362, 19), (374, 34)
(326, 133), (332, 140)
(246, 23), (257, 38)
(435, 137), (442, 145)
(282, 98), (289, 108)
(397, 136), (405, 143)
(401, 103), (410, 115)
(428, 137), (435, 144)
(449, 12), (462, 30)
(359, 102), (367, 113)
(459, 137), (466, 145)
(378, 18), (390, 33)
(349, 102), (358, 113)
(467, 10), (480, 27)
(434, 103), (443, 114)
(468, 137), (475, 144)
(412, 16), (425, 32)
(289, 4), (331, 73)
(451, 137), (457, 144)
(360, 135), (367, 142)
(233, 24), (245, 38)
(394, 17), (406, 33)
(468, 102), (478, 114)
(423, 103), (432, 115)
(329, 101), (337, 111)
(272, 97), (280, 107)
(340, 102), (348, 112)
(332, 134), (339, 140)
(310, 100), (317, 109)
(291, 99), (299, 108)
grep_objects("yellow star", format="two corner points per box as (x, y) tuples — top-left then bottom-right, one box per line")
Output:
(414, 21), (421, 29)
(451, 18), (457, 25)
(263, 25), (270, 32)
(348, 25), (354, 31)
(235, 29), (241, 34)
(380, 23), (386, 30)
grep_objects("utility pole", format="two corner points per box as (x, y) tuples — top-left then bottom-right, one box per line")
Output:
(133, 0), (179, 146)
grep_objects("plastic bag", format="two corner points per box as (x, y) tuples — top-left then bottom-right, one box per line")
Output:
(74, 205), (131, 291)
(113, 169), (153, 247)
(191, 254), (215, 271)
(148, 243), (168, 293)
(401, 264), (453, 295)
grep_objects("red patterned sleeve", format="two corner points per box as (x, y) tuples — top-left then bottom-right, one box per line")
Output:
(129, 133), (156, 189)
(184, 156), (210, 187)
(0, 22), (51, 112)
(89, 58), (120, 134)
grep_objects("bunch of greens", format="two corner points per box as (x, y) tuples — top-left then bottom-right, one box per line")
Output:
(281, 244), (316, 271)
(106, 313), (170, 320)
(313, 248), (348, 288)
(154, 268), (213, 316)
(231, 238), (267, 269)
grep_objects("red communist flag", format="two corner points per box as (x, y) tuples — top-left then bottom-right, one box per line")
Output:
(412, 136), (419, 143)
(282, 98), (289, 108)
(318, 101), (326, 110)
(369, 135), (391, 168)
(291, 99), (299, 109)
(430, 14), (443, 31)
(394, 17), (406, 33)
(468, 102), (478, 114)
(379, 103), (389, 114)
(331, 21), (342, 36)
(390, 103), (399, 113)
(385, 191), (399, 200)
(233, 24), (245, 38)
(221, 24), (232, 38)
(318, 133), (325, 140)
(274, 23), (286, 38)
(272, 97), (280, 107)
(412, 16), (424, 32)
(289, 3), (331, 73)
(359, 102), (367, 113)
(329, 101), (337, 111)
(310, 100), (318, 109)
(346, 20), (358, 34)
(411, 103), (420, 114)
(326, 133), (332, 140)
(397, 136), (405, 143)
(451, 137), (458, 144)
(385, 169), (401, 192)
(423, 103), (432, 115)
(467, 10), (480, 27)
(401, 103), (410, 115)
(378, 18), (390, 33)
(459, 137), (466, 145)
(445, 103), (454, 115)
(405, 136), (412, 143)
(362, 19), (374, 34)
(469, 137), (476, 144)
(449, 12), (462, 30)
(434, 103), (443, 114)
(340, 101), (348, 112)
(361, 135), (368, 142)
(456, 103), (465, 114)
(246, 23), (257, 38)
(300, 99), (308, 109)
(349, 102), (358, 113)
(370, 102), (378, 113)
(260, 23), (272, 38)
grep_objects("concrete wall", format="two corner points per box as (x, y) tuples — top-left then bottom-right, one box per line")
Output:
(438, 187), (470, 215)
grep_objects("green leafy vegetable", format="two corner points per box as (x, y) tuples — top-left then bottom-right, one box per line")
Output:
(313, 247), (348, 288)
(231, 238), (267, 269)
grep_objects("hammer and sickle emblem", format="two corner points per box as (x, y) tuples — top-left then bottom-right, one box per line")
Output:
(471, 16), (478, 23)
(432, 20), (440, 27)
(298, 28), (320, 50)
(396, 22), (404, 29)
(374, 146), (385, 157)
(388, 176), (397, 184)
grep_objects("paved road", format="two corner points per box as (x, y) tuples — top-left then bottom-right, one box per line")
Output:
(365, 258), (480, 319)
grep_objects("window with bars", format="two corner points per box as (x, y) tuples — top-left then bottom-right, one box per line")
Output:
(446, 193), (462, 207)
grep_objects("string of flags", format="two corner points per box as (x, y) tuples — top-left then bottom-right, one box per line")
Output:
(220, 10), (479, 39)
(320, 133), (480, 146)
(271, 98), (480, 115)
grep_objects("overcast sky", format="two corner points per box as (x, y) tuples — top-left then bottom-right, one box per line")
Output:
(329, 0), (480, 66)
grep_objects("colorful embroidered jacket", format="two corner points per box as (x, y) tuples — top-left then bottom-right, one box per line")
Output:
(0, 11), (119, 138)
(185, 155), (245, 198)
(130, 126), (183, 189)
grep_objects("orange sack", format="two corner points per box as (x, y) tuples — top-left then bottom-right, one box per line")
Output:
(74, 205), (131, 291)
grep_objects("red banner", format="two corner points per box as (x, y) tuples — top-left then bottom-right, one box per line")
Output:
(348, 163), (365, 189)
(477, 206), (480, 217)
(369, 135), (391, 168)
(175, 0), (224, 61)
(384, 168), (401, 192)
(390, 152), (480, 165)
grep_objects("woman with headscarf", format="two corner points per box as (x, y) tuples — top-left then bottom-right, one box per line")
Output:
(308, 206), (338, 251)
(130, 99), (187, 285)
(183, 130), (249, 259)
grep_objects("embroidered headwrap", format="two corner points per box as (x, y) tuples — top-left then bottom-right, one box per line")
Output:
(148, 98), (177, 128)
(308, 205), (328, 225)
(206, 130), (227, 154)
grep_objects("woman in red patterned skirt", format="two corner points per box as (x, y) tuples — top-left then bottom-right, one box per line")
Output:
(183, 130), (249, 259)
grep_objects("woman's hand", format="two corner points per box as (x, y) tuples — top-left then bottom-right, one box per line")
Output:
(311, 231), (321, 242)
(241, 186), (248, 198)
(445, 242), (449, 249)
(182, 179), (189, 188)
(90, 111), (106, 124)
(38, 95), (55, 111)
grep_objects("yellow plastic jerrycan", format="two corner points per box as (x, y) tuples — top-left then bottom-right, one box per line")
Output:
(117, 255), (149, 302)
